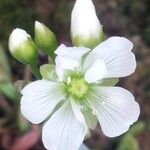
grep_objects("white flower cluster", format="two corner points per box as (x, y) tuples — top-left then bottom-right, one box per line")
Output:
(8, 0), (140, 150)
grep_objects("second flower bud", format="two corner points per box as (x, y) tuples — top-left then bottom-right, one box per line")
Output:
(34, 21), (57, 56)
(9, 28), (38, 65)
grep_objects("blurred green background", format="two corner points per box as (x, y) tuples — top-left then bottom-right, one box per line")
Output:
(0, 0), (150, 149)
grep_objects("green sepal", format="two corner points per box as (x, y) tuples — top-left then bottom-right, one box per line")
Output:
(71, 27), (105, 49)
(0, 82), (19, 102)
(40, 64), (58, 81)
(98, 78), (119, 86)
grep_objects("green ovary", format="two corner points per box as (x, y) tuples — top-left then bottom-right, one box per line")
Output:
(67, 77), (89, 99)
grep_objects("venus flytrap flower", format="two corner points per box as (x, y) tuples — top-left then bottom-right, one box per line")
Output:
(71, 0), (104, 48)
(21, 36), (140, 150)
(35, 21), (57, 56)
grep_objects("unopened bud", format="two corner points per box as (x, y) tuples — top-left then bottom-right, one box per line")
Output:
(35, 21), (57, 56)
(9, 28), (37, 64)
(71, 0), (104, 48)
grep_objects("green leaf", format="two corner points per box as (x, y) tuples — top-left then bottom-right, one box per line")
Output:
(40, 64), (58, 81)
(0, 82), (19, 102)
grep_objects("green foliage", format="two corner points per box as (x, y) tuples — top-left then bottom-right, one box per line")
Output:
(0, 44), (11, 81)
(0, 44), (20, 131)
(0, 44), (19, 102)
(0, 83), (19, 102)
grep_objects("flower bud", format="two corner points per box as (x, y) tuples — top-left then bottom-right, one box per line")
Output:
(9, 28), (38, 64)
(34, 21), (57, 56)
(71, 0), (104, 48)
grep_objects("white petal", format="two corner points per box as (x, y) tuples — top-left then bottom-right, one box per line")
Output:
(84, 36), (136, 77)
(21, 80), (64, 124)
(55, 44), (91, 80)
(86, 86), (140, 137)
(84, 59), (107, 83)
(79, 144), (90, 150)
(55, 56), (80, 80)
(102, 36), (133, 51)
(55, 44), (91, 60)
(42, 101), (86, 150)
(70, 98), (87, 129)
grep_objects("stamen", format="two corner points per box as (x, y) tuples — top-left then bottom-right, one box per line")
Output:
(66, 76), (89, 99)
(66, 76), (71, 85)
(92, 110), (97, 115)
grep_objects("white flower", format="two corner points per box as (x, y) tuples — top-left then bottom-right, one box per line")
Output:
(21, 36), (140, 150)
(71, 0), (103, 48)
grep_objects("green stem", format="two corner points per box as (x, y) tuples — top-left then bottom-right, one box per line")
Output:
(29, 63), (42, 79)
(48, 55), (55, 64)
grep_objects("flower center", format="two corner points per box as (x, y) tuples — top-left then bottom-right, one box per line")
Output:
(66, 76), (89, 99)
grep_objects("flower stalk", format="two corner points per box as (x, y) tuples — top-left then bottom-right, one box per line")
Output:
(29, 63), (42, 79)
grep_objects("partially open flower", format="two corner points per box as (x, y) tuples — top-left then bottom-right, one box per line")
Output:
(35, 21), (57, 56)
(71, 0), (104, 48)
(21, 36), (140, 150)
(9, 28), (37, 64)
